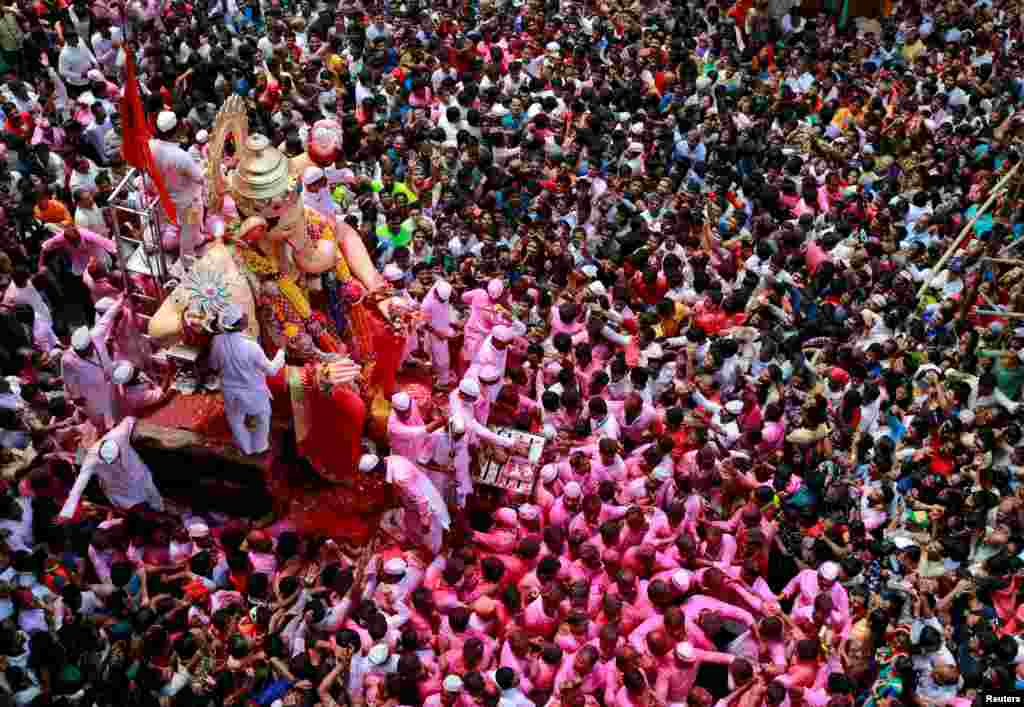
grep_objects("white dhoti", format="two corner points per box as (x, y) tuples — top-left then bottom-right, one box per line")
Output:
(223, 391), (271, 455)
(168, 197), (203, 259)
(426, 331), (452, 385)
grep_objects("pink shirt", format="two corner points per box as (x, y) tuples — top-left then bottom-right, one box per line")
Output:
(554, 655), (606, 697)
(683, 596), (755, 651)
(522, 597), (562, 639)
(780, 570), (851, 634)
(41, 227), (117, 276)
(655, 648), (735, 703)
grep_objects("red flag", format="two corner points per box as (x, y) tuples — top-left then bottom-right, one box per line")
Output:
(120, 47), (177, 225)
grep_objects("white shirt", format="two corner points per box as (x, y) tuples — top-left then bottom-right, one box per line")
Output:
(148, 138), (204, 205)
(208, 331), (285, 400)
(58, 42), (98, 86)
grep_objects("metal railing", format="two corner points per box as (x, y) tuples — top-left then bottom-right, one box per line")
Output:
(109, 168), (176, 320)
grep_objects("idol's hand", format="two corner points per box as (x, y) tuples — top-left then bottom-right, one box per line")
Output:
(322, 358), (361, 387)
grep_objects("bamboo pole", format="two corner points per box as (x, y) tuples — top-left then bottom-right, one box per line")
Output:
(981, 257), (1024, 267)
(917, 161), (1022, 306)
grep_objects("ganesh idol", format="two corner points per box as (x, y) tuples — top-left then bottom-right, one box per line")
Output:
(148, 96), (411, 483)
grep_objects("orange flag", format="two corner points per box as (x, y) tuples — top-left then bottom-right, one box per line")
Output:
(120, 47), (177, 225)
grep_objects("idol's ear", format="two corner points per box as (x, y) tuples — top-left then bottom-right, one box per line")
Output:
(206, 94), (251, 214)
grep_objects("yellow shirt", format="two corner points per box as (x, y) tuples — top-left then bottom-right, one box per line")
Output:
(902, 40), (925, 63)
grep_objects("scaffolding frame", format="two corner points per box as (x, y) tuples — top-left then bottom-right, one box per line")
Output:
(109, 168), (176, 323)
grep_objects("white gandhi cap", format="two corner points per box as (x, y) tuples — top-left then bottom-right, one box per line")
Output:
(358, 454), (380, 473)
(518, 504), (540, 522)
(435, 280), (452, 301)
(383, 557), (407, 575)
(443, 675), (464, 693)
(479, 365), (500, 384)
(71, 327), (91, 352)
(391, 391), (411, 411)
(156, 111), (177, 132)
(676, 641), (696, 661)
(112, 361), (134, 385)
(564, 481), (582, 499)
(367, 643), (390, 665)
(458, 378), (480, 398)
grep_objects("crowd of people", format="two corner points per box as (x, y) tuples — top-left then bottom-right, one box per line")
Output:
(0, 0), (1021, 704)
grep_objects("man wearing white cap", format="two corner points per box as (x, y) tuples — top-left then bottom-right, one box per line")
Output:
(448, 377), (528, 456)
(655, 641), (735, 706)
(417, 415), (473, 507)
(59, 416), (163, 519)
(208, 304), (286, 455)
(61, 324), (116, 432)
(424, 675), (464, 706)
(112, 360), (170, 420)
(348, 642), (398, 704)
(370, 553), (426, 609)
(301, 165), (341, 218)
(359, 453), (450, 554)
(382, 264), (418, 367)
(691, 390), (744, 449)
(387, 390), (444, 461)
(149, 110), (205, 259)
(777, 560), (851, 636)
(419, 279), (458, 389)
(461, 277), (508, 363)
(465, 319), (526, 383)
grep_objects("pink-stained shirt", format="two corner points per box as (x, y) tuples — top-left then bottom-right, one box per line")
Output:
(528, 655), (561, 692)
(116, 375), (164, 419)
(701, 533), (739, 566)
(683, 596), (756, 651)
(498, 642), (536, 695)
(779, 569), (851, 635)
(40, 227), (117, 276)
(522, 597), (563, 639)
(461, 289), (502, 360)
(547, 497), (580, 530)
(658, 648), (735, 704)
(553, 654), (607, 698)
(387, 399), (429, 460)
(618, 404), (661, 443)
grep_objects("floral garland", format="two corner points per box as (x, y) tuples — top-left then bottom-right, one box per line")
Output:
(239, 245), (313, 323)
(241, 247), (279, 276)
(277, 277), (312, 320)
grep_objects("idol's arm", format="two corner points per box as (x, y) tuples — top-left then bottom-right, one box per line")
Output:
(336, 220), (385, 293)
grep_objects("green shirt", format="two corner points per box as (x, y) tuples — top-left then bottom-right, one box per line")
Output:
(371, 179), (419, 205)
(979, 349), (1024, 399)
(376, 220), (414, 248)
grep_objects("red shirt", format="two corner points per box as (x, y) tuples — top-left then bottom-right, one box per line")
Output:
(5, 112), (35, 142)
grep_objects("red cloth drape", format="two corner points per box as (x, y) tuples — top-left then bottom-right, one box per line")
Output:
(120, 47), (177, 225)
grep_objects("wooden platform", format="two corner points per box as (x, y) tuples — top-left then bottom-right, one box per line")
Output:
(131, 390), (395, 543)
